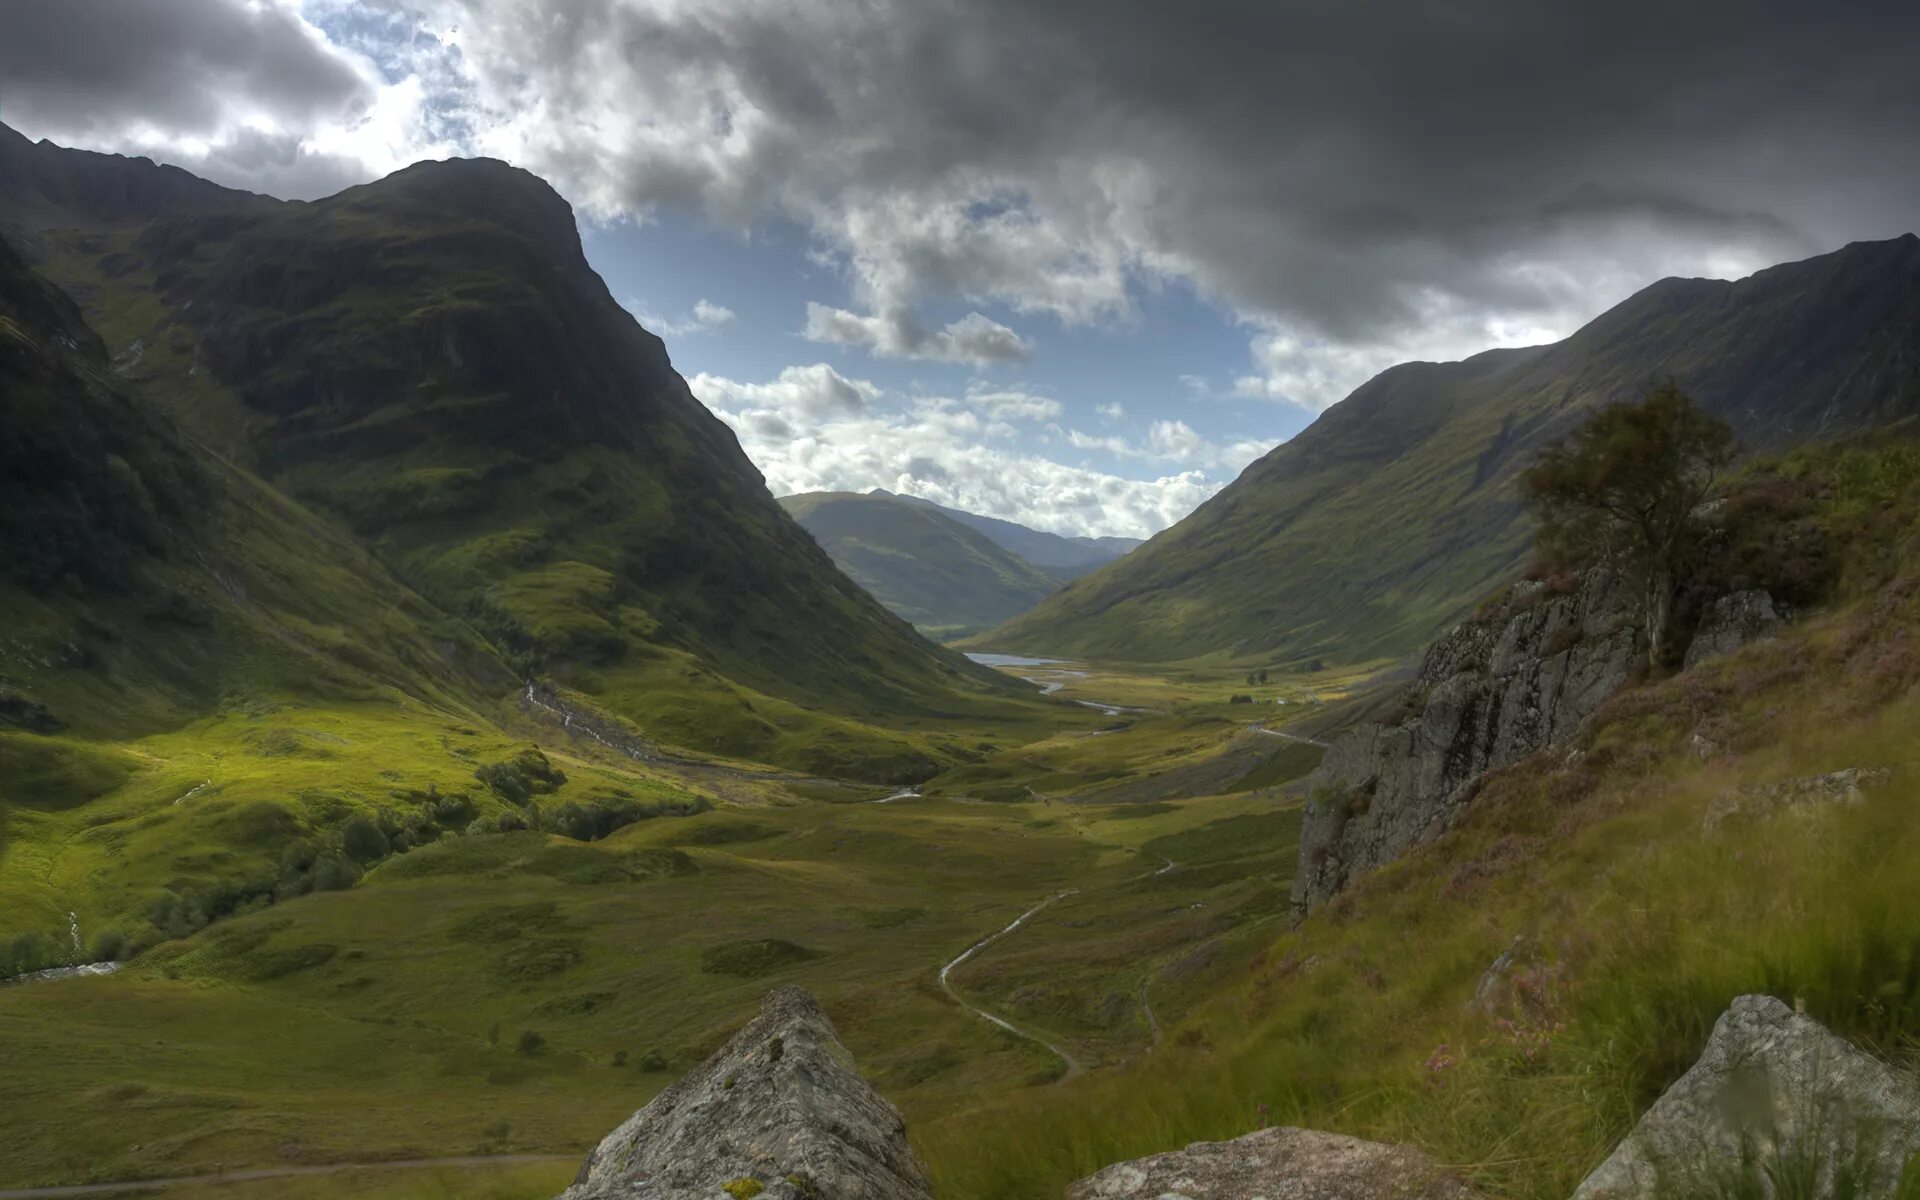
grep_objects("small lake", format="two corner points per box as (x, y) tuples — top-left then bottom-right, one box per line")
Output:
(965, 653), (1064, 668)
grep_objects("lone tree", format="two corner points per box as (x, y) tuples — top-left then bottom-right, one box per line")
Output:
(1520, 381), (1735, 667)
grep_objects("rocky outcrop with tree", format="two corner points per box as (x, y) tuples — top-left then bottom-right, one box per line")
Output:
(1292, 567), (1643, 915)
(1293, 387), (1789, 916)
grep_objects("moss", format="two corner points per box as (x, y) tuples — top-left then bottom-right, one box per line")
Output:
(721, 1179), (763, 1199)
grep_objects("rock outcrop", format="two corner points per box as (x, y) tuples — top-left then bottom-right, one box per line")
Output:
(1292, 570), (1640, 916)
(1684, 589), (1788, 669)
(1703, 767), (1892, 832)
(1065, 1127), (1479, 1200)
(1574, 995), (1920, 1199)
(559, 987), (932, 1200)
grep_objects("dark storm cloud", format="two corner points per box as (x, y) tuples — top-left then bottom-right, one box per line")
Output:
(0, 0), (370, 139)
(437, 0), (1918, 376)
(5, 0), (1916, 397)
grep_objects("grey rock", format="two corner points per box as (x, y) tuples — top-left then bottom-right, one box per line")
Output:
(1573, 995), (1920, 1200)
(1292, 570), (1640, 916)
(559, 987), (931, 1200)
(1703, 768), (1892, 832)
(1465, 936), (1527, 1016)
(1684, 589), (1787, 669)
(1066, 1126), (1480, 1200)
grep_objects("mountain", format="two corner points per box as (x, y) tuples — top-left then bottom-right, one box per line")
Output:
(0, 126), (1021, 776)
(982, 234), (1920, 664)
(0, 234), (509, 739)
(780, 491), (1062, 639)
(876, 490), (1141, 580)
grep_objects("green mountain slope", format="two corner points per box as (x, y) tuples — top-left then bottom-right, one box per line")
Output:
(780, 491), (1062, 639)
(0, 126), (1024, 776)
(0, 236), (508, 739)
(982, 234), (1920, 664)
(879, 490), (1142, 580)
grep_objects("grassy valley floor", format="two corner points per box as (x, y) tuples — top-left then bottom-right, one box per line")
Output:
(0, 657), (1334, 1198)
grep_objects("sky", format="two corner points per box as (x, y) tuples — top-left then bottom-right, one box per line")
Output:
(3, 1), (1917, 538)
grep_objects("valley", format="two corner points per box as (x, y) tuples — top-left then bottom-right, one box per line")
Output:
(4, 109), (1920, 1200)
(0, 648), (1333, 1198)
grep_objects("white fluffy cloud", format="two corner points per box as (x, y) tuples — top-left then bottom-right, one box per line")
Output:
(690, 364), (1222, 538)
(626, 296), (736, 337)
(803, 303), (1031, 365)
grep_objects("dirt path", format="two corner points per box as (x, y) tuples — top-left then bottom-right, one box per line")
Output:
(1250, 724), (1329, 748)
(1139, 978), (1162, 1050)
(0, 1155), (577, 1198)
(939, 891), (1084, 1081)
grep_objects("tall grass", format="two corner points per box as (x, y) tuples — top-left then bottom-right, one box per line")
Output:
(921, 613), (1920, 1198)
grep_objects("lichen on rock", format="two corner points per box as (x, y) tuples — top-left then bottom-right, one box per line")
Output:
(558, 986), (931, 1200)
(1065, 1126), (1480, 1200)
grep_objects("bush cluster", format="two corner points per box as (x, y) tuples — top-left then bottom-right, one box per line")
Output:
(474, 748), (568, 804)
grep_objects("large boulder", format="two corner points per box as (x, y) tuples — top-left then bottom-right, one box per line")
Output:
(1292, 570), (1639, 916)
(559, 987), (932, 1200)
(1065, 1127), (1479, 1200)
(1574, 995), (1920, 1199)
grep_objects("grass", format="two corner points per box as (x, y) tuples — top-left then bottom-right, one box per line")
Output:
(918, 561), (1920, 1198)
(0, 654), (1322, 1194)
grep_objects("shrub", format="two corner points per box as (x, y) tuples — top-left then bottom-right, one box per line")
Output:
(309, 855), (362, 891)
(515, 1029), (546, 1056)
(611, 1050), (628, 1068)
(339, 815), (390, 864)
(637, 1049), (668, 1072)
(475, 748), (568, 805)
(88, 929), (125, 963)
(1, 930), (65, 978)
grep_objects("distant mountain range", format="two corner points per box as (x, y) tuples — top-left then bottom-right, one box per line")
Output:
(873, 490), (1142, 577)
(779, 492), (1065, 639)
(0, 124), (1021, 778)
(984, 233), (1920, 664)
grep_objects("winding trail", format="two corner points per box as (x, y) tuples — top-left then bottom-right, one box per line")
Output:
(1250, 725), (1328, 748)
(939, 891), (1084, 1081)
(0, 1155), (577, 1199)
(1139, 979), (1162, 1051)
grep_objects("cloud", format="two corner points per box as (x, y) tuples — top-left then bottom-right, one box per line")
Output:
(690, 364), (1220, 538)
(377, 0), (1917, 404)
(0, 0), (447, 199)
(803, 302), (1031, 365)
(625, 295), (736, 337)
(1096, 402), (1125, 421)
(8, 0), (1918, 406)
(689, 362), (877, 419)
(1063, 420), (1268, 471)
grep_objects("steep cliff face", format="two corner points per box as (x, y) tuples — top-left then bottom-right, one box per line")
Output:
(1293, 571), (1644, 915)
(1293, 567), (1792, 915)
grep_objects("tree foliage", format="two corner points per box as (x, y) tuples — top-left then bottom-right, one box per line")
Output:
(1520, 382), (1736, 665)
